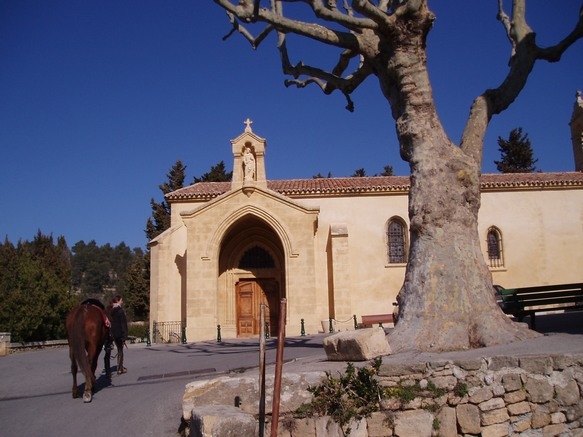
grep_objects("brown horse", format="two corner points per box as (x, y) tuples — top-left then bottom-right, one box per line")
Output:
(65, 299), (110, 402)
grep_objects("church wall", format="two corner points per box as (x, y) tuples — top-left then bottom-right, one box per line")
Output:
(156, 182), (582, 342)
(149, 225), (187, 339)
(479, 188), (583, 287)
(300, 194), (410, 326)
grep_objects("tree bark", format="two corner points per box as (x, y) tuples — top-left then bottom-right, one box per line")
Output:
(372, 10), (539, 352)
(389, 132), (539, 351)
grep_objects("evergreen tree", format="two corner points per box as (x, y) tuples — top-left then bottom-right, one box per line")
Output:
(312, 172), (333, 178)
(379, 165), (394, 176)
(494, 127), (539, 173)
(193, 160), (232, 183)
(146, 160), (187, 241)
(124, 251), (149, 321)
(0, 232), (76, 342)
(351, 168), (367, 177)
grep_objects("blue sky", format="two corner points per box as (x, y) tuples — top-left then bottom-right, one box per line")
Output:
(1, 1), (581, 250)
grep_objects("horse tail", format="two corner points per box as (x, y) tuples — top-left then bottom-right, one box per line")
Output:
(70, 306), (90, 372)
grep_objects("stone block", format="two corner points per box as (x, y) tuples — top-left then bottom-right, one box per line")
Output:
(345, 418), (367, 437)
(502, 373), (522, 392)
(480, 423), (510, 437)
(456, 403), (481, 435)
(189, 405), (256, 437)
(393, 410), (433, 437)
(278, 417), (315, 437)
(481, 407), (510, 426)
(378, 362), (426, 377)
(452, 358), (483, 371)
(507, 400), (531, 416)
(182, 371), (324, 420)
(323, 327), (391, 361)
(428, 375), (457, 390)
(543, 423), (567, 436)
(531, 407), (551, 428)
(555, 379), (580, 406)
(435, 406), (457, 437)
(366, 411), (394, 437)
(519, 355), (553, 375)
(511, 415), (532, 433)
(314, 416), (343, 437)
(504, 389), (526, 405)
(525, 376), (554, 403)
(479, 397), (506, 412)
(488, 356), (518, 371)
(469, 386), (493, 404)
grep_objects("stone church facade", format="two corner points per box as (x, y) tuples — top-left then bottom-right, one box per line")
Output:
(150, 99), (583, 343)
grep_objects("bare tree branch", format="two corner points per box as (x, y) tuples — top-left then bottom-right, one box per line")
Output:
(496, 0), (515, 56)
(215, 0), (386, 111)
(280, 36), (372, 111)
(461, 0), (583, 166)
(536, 5), (583, 62)
(222, 10), (274, 48)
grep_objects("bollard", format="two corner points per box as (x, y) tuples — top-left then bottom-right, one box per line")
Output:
(217, 324), (222, 343)
(153, 321), (158, 344)
(265, 322), (270, 339)
(300, 318), (305, 336)
(329, 317), (334, 333)
(181, 326), (187, 344)
(146, 328), (151, 347)
(353, 314), (358, 330)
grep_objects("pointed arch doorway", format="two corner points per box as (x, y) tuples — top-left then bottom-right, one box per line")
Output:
(218, 216), (286, 339)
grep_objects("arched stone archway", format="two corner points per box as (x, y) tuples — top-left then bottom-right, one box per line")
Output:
(218, 215), (285, 338)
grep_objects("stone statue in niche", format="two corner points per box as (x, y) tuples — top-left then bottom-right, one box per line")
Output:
(243, 146), (255, 181)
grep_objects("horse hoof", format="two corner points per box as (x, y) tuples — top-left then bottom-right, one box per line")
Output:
(83, 393), (92, 403)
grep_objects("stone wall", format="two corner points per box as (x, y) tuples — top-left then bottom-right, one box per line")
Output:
(186, 353), (583, 436)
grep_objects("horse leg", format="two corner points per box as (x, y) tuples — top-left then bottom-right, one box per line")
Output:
(83, 341), (102, 402)
(69, 346), (79, 399)
(104, 340), (112, 379)
(82, 354), (95, 402)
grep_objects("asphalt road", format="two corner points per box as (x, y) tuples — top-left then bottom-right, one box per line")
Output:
(0, 334), (329, 437)
(0, 311), (581, 437)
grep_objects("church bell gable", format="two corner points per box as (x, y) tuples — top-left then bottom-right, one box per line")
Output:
(231, 119), (267, 191)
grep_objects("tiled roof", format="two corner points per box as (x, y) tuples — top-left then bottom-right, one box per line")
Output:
(166, 172), (583, 202)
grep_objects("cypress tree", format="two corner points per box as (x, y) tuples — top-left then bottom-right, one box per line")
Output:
(494, 127), (539, 173)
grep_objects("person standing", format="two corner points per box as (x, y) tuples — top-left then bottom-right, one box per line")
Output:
(108, 295), (128, 375)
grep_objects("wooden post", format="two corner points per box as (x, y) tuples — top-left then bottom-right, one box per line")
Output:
(270, 298), (287, 437)
(259, 304), (266, 437)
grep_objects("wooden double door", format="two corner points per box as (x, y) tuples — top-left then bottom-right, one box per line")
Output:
(236, 279), (280, 337)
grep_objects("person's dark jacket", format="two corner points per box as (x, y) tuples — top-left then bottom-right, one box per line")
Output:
(110, 306), (128, 340)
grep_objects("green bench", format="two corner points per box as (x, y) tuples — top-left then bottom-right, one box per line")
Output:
(495, 283), (583, 329)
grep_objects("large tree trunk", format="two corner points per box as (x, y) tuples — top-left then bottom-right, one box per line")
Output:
(388, 136), (539, 352)
(374, 13), (540, 352)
